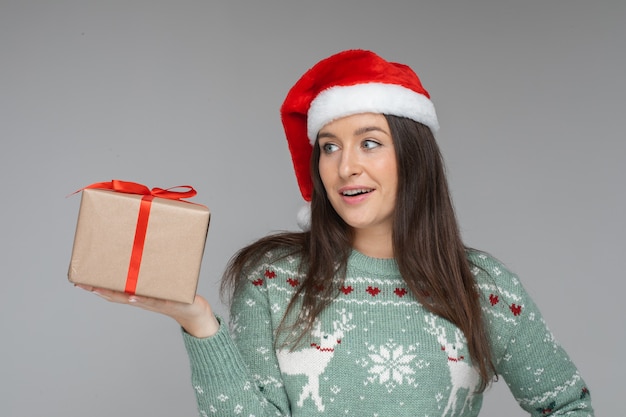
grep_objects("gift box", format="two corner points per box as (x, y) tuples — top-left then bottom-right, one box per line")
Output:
(68, 180), (210, 304)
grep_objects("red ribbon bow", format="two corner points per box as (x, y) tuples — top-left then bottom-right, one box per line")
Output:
(82, 179), (197, 200)
(77, 180), (198, 295)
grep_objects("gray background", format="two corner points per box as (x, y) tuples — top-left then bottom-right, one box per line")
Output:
(1, 1), (623, 416)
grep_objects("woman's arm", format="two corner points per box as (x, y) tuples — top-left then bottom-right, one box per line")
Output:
(76, 279), (292, 416)
(469, 253), (594, 416)
(182, 275), (292, 416)
(495, 290), (594, 416)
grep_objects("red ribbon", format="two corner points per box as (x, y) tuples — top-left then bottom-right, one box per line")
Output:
(81, 179), (197, 200)
(78, 180), (198, 295)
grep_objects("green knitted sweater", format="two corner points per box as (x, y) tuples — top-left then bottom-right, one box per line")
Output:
(183, 249), (593, 416)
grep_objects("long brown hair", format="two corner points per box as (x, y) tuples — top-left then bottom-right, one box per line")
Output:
(222, 115), (496, 391)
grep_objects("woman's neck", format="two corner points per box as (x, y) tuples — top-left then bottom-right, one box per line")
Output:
(351, 227), (394, 259)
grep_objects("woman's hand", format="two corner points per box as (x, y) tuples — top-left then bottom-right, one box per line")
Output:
(75, 284), (220, 338)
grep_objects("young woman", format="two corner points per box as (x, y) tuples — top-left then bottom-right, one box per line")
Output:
(79, 50), (594, 416)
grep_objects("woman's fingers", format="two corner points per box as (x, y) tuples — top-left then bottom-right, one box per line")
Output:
(76, 284), (135, 304)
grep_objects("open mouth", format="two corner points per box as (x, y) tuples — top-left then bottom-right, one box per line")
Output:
(341, 188), (373, 197)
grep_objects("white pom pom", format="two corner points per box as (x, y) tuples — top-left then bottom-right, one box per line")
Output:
(296, 203), (311, 231)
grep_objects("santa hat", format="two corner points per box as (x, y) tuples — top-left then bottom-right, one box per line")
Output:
(280, 49), (439, 227)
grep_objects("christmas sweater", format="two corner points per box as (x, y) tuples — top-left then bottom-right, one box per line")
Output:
(183, 249), (593, 416)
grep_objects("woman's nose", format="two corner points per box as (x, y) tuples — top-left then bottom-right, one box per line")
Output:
(339, 148), (362, 179)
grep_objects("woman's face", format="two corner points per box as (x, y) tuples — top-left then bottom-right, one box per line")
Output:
(317, 113), (398, 236)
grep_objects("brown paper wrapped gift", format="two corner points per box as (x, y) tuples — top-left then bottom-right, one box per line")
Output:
(68, 181), (210, 304)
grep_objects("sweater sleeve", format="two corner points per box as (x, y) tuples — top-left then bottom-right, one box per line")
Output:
(182, 275), (291, 416)
(471, 252), (594, 416)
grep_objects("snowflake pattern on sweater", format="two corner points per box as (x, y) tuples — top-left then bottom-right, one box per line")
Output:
(183, 250), (593, 416)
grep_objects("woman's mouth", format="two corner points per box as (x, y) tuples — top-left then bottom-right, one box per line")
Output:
(341, 188), (373, 197)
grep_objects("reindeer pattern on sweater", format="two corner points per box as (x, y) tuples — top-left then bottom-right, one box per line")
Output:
(183, 250), (593, 416)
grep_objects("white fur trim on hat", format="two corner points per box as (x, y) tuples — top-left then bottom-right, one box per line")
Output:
(307, 83), (439, 143)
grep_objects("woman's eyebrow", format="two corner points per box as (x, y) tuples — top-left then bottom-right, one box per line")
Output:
(318, 126), (389, 140)
(354, 126), (390, 136)
(317, 131), (336, 140)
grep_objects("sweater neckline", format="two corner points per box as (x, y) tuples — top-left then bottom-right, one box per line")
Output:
(348, 249), (401, 277)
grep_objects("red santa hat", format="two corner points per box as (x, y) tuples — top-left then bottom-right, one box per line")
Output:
(280, 49), (439, 226)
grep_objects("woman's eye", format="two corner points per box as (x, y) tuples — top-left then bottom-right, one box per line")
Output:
(322, 143), (339, 154)
(363, 139), (381, 150)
